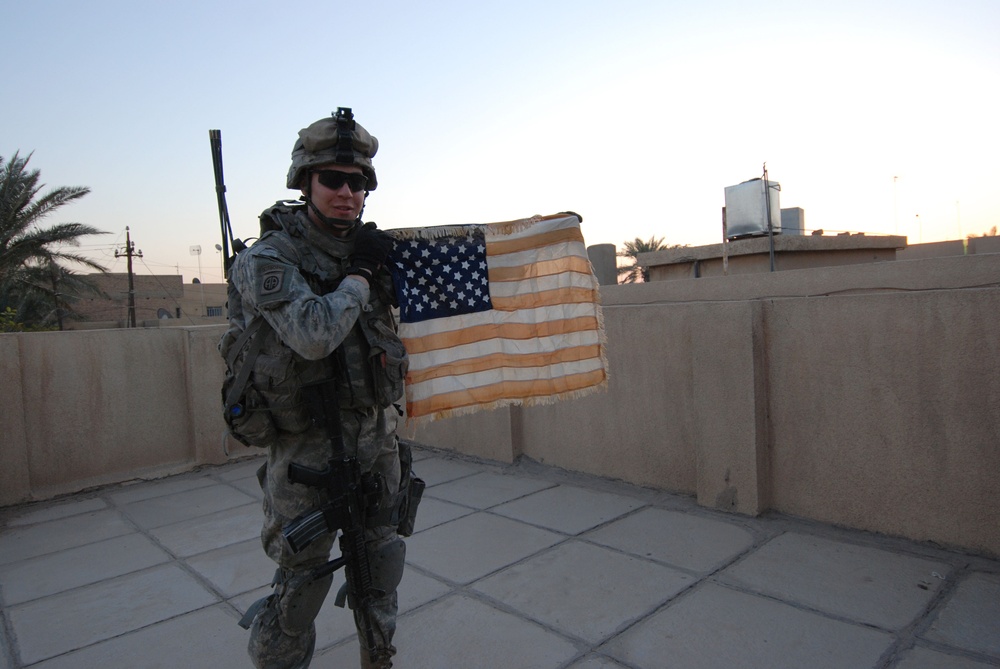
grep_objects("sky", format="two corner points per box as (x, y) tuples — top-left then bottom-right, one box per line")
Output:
(5, 0), (999, 284)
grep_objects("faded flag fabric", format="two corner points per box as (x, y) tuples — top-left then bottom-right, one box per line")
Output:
(387, 212), (609, 421)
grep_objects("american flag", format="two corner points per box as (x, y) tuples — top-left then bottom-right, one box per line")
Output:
(387, 213), (609, 421)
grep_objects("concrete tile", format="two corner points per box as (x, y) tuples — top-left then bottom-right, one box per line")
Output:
(186, 538), (276, 598)
(118, 484), (257, 529)
(0, 623), (11, 669)
(585, 507), (755, 574)
(148, 502), (261, 558)
(398, 568), (451, 614)
(232, 567), (452, 655)
(107, 474), (217, 505)
(314, 639), (361, 666)
(567, 656), (631, 669)
(4, 497), (107, 527)
(230, 585), (271, 616)
(8, 564), (217, 665)
(718, 532), (951, 630)
(0, 509), (132, 565)
(315, 580), (362, 648)
(215, 456), (265, 481)
(492, 484), (646, 535)
(922, 572), (1000, 659)
(894, 646), (1000, 669)
(0, 532), (169, 605)
(405, 512), (563, 584)
(410, 496), (474, 533)
(229, 475), (266, 500)
(412, 456), (482, 487)
(29, 605), (248, 669)
(473, 540), (694, 644)
(427, 471), (554, 509)
(393, 594), (580, 668)
(602, 583), (893, 669)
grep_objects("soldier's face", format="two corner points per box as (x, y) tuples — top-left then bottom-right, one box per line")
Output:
(305, 165), (366, 231)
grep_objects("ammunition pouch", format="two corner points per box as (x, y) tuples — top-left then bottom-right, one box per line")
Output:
(360, 316), (408, 409)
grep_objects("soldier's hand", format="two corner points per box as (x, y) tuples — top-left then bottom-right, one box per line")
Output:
(349, 222), (393, 283)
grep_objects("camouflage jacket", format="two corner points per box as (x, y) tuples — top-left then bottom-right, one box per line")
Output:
(219, 202), (406, 443)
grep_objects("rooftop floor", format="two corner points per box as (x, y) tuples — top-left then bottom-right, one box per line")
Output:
(1, 447), (998, 669)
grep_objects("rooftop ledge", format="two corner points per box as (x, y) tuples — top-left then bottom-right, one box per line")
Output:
(638, 234), (908, 267)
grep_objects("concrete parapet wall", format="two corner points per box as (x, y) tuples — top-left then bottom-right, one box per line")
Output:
(0, 326), (240, 504)
(2, 254), (998, 557)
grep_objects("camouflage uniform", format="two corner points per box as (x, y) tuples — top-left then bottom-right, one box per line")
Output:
(222, 202), (404, 669)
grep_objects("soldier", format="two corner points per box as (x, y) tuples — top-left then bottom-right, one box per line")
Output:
(220, 108), (409, 669)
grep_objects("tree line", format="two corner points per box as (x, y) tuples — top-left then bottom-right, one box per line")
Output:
(0, 152), (108, 331)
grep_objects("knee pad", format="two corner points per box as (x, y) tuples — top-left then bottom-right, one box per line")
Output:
(276, 568), (334, 635)
(247, 595), (317, 669)
(335, 536), (406, 608)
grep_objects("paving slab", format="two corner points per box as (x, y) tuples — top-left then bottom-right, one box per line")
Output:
(585, 506), (756, 574)
(921, 572), (1000, 659)
(117, 485), (257, 530)
(410, 496), (475, 533)
(894, 646), (1000, 669)
(472, 540), (695, 644)
(0, 532), (169, 605)
(0, 509), (133, 565)
(28, 605), (247, 669)
(397, 569), (451, 615)
(0, 625), (11, 669)
(718, 532), (951, 630)
(214, 456), (265, 481)
(602, 582), (894, 669)
(491, 484), (646, 535)
(3, 450), (1000, 669)
(426, 470), (555, 509)
(228, 475), (266, 500)
(566, 656), (631, 669)
(184, 538), (276, 598)
(7, 564), (217, 665)
(404, 512), (563, 584)
(106, 474), (217, 505)
(3, 497), (108, 527)
(411, 456), (482, 487)
(391, 593), (580, 668)
(148, 502), (261, 558)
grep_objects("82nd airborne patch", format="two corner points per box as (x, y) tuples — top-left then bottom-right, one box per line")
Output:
(256, 263), (291, 305)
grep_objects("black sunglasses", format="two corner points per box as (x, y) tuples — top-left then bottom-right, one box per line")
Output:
(314, 170), (368, 193)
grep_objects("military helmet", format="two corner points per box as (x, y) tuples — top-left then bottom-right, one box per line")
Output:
(286, 107), (378, 191)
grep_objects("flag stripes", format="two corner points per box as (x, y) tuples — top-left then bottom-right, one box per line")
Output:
(388, 213), (608, 421)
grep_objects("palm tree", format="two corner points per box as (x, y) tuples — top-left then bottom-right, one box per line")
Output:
(0, 152), (108, 328)
(617, 236), (683, 283)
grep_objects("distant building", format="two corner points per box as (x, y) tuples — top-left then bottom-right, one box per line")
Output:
(66, 274), (227, 329)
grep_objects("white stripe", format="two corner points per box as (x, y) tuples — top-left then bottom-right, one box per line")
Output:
(487, 240), (590, 270)
(408, 330), (602, 371)
(407, 357), (607, 402)
(484, 214), (581, 242)
(488, 271), (597, 298)
(399, 302), (601, 340)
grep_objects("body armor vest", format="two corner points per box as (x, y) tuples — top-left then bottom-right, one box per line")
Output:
(219, 203), (407, 448)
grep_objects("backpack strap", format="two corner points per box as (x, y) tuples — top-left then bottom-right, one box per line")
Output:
(223, 316), (270, 413)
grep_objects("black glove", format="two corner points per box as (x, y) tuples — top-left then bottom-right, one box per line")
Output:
(349, 222), (393, 282)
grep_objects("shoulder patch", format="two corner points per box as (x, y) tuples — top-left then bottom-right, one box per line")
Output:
(255, 261), (292, 305)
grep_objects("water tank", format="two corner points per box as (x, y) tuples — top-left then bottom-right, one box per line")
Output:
(724, 178), (781, 240)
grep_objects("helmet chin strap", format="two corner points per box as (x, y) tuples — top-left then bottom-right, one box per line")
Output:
(303, 181), (367, 232)
(305, 197), (357, 230)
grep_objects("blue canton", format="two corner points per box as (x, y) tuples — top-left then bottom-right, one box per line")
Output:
(388, 229), (493, 324)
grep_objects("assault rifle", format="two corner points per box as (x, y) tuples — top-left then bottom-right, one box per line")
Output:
(282, 380), (386, 663)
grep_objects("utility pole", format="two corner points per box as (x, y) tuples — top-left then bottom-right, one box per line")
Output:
(115, 227), (143, 328)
